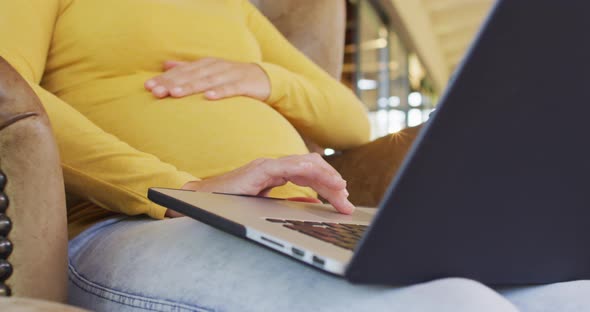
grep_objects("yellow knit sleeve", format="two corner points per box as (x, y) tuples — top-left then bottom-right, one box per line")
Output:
(0, 0), (197, 219)
(242, 1), (371, 150)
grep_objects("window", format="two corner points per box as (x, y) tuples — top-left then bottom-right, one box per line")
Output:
(343, 0), (437, 139)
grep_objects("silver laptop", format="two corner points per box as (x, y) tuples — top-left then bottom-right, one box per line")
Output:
(149, 0), (590, 285)
(148, 190), (375, 275)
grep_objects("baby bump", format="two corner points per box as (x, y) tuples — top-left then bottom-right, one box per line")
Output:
(68, 90), (309, 179)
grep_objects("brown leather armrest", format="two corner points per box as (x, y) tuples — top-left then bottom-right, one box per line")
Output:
(326, 125), (423, 207)
(0, 57), (68, 301)
(253, 0), (345, 79)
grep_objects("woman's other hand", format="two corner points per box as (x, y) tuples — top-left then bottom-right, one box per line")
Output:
(165, 153), (354, 218)
(145, 58), (271, 101)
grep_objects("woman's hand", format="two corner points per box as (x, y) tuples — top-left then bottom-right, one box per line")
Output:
(165, 153), (354, 218)
(145, 58), (271, 101)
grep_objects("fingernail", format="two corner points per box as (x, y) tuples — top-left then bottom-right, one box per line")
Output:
(145, 80), (156, 88)
(346, 200), (355, 214)
(171, 87), (183, 96)
(154, 86), (167, 96)
(348, 199), (355, 208)
(205, 90), (216, 98)
(344, 189), (350, 197)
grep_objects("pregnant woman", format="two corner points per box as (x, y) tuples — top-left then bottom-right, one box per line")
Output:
(1, 1), (586, 311)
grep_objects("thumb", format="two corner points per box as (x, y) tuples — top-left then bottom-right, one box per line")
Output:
(163, 60), (187, 70)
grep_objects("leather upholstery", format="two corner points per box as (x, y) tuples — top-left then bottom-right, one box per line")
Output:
(251, 0), (345, 79)
(0, 57), (68, 302)
(327, 126), (422, 207)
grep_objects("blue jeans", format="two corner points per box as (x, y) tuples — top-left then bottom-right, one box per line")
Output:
(67, 216), (589, 311)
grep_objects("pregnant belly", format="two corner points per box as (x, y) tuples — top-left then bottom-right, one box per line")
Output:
(64, 85), (309, 179)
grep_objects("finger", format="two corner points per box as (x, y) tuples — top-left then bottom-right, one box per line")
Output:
(324, 191), (355, 215)
(149, 68), (192, 98)
(234, 159), (353, 214)
(299, 153), (345, 187)
(264, 159), (344, 190)
(279, 154), (345, 191)
(146, 63), (188, 91)
(146, 71), (183, 95)
(204, 82), (243, 100)
(145, 58), (220, 93)
(276, 158), (352, 214)
(254, 159), (353, 214)
(154, 65), (193, 88)
(286, 197), (323, 204)
(163, 60), (187, 71)
(168, 64), (236, 97)
(195, 157), (353, 214)
(245, 155), (345, 192)
(151, 85), (170, 98)
(288, 175), (354, 214)
(144, 78), (158, 90)
(171, 71), (239, 98)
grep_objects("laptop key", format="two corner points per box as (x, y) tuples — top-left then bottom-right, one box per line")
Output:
(266, 218), (286, 223)
(272, 219), (368, 251)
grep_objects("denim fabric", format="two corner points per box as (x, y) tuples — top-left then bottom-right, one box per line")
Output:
(500, 281), (590, 312)
(66, 216), (581, 312)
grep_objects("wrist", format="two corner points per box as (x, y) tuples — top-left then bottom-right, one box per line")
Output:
(253, 62), (288, 105)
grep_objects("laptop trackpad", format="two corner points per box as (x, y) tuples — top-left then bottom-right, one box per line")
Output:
(281, 201), (376, 223)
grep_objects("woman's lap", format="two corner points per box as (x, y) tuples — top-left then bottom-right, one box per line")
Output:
(66, 216), (581, 312)
(499, 281), (590, 312)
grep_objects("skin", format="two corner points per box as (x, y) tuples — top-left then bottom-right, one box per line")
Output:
(145, 58), (271, 101)
(145, 59), (354, 217)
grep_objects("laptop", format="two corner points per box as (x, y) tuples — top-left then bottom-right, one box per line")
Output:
(148, 0), (590, 285)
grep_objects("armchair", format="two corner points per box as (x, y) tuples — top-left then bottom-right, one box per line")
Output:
(0, 0), (419, 309)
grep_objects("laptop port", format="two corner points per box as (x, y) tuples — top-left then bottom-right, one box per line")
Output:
(312, 255), (325, 267)
(291, 247), (305, 258)
(260, 236), (284, 248)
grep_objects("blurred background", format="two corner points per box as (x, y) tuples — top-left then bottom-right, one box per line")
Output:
(341, 0), (493, 140)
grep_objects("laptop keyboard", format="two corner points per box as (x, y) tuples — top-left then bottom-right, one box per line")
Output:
(266, 218), (368, 251)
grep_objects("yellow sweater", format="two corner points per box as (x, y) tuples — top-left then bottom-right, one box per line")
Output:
(0, 0), (370, 229)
